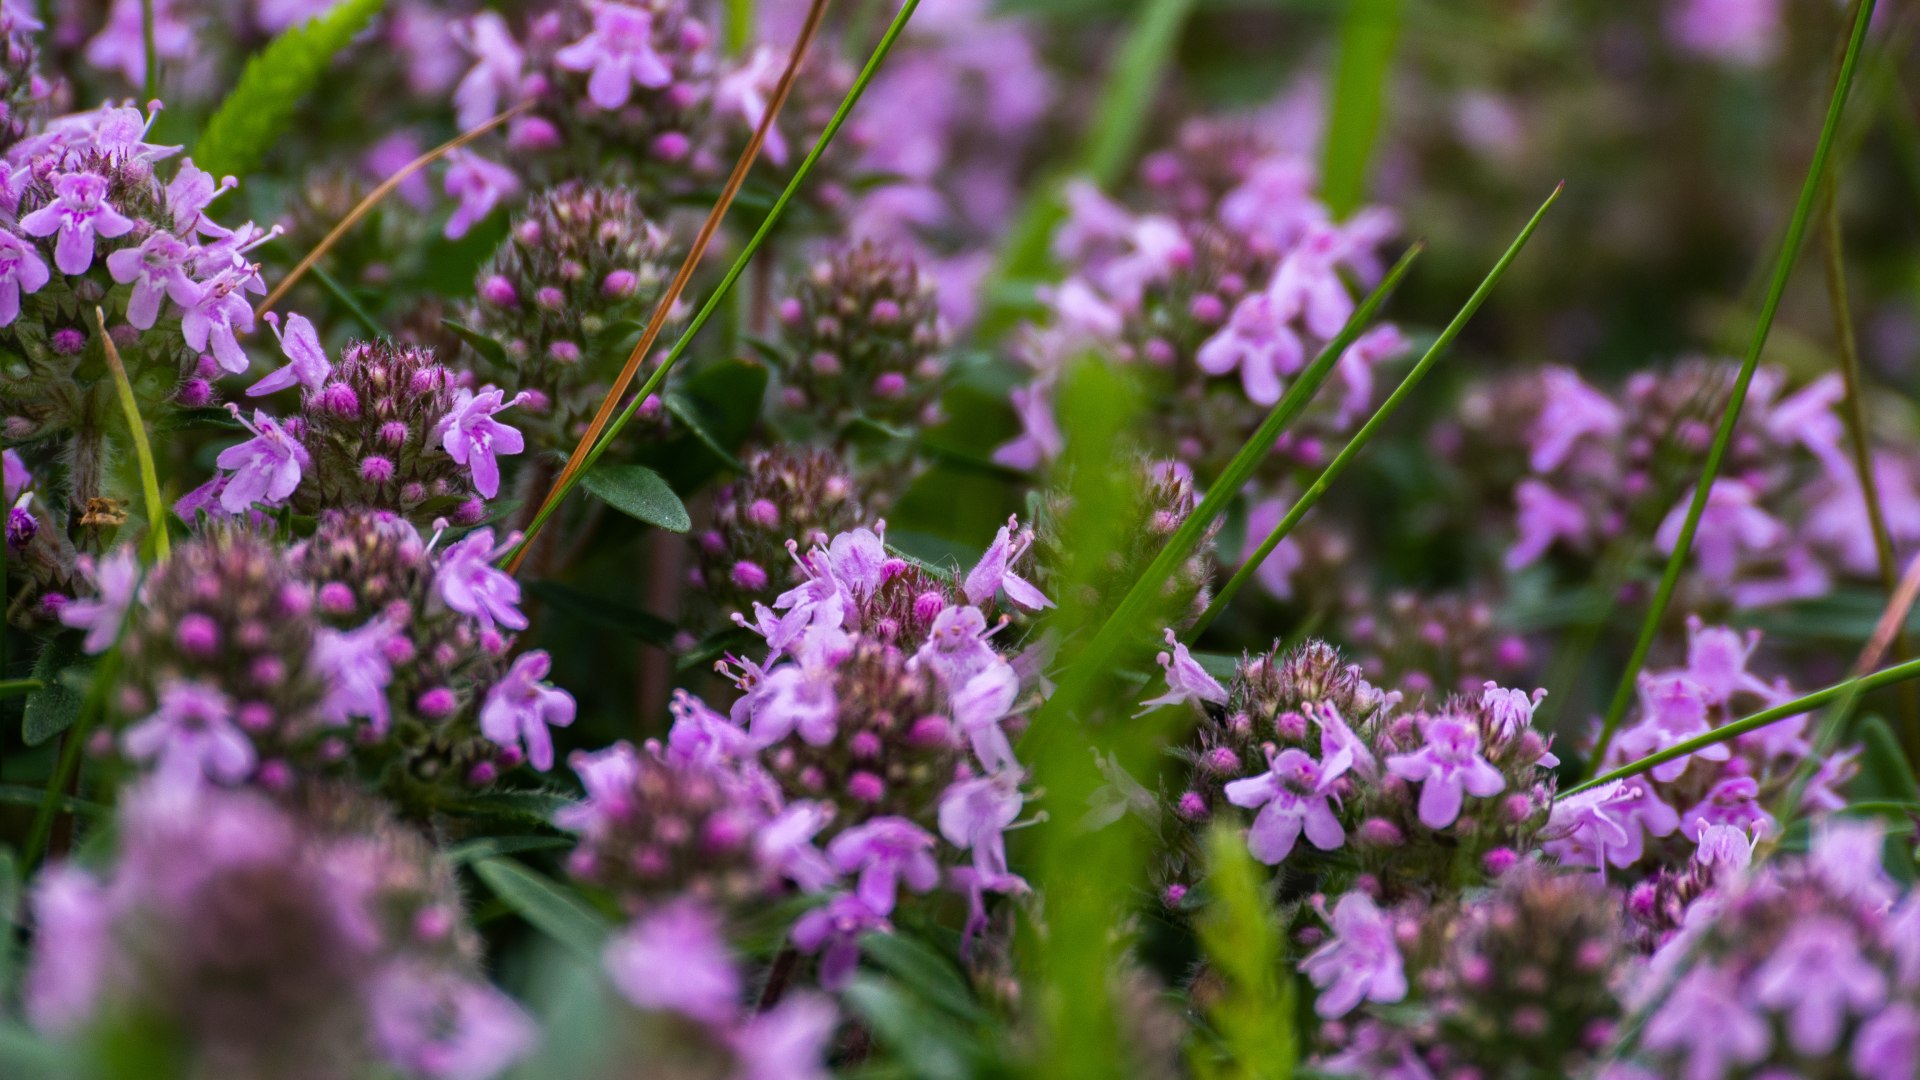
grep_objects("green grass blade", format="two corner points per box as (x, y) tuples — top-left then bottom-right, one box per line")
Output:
(979, 0), (1196, 334)
(97, 309), (168, 562)
(1044, 245), (1421, 706)
(1564, 654), (1920, 798)
(1587, 0), (1878, 773)
(1193, 183), (1564, 637)
(506, 0), (922, 565)
(1189, 826), (1296, 1080)
(192, 0), (387, 178)
(141, 0), (158, 102)
(1320, 0), (1403, 218)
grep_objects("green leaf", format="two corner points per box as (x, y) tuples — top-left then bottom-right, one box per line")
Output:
(444, 835), (575, 866)
(523, 581), (676, 646)
(438, 788), (578, 830)
(842, 976), (981, 1080)
(1858, 714), (1920, 803)
(1320, 0), (1402, 218)
(579, 462), (691, 533)
(472, 857), (611, 963)
(661, 359), (770, 473)
(1189, 826), (1295, 1080)
(0, 1022), (61, 1080)
(0, 784), (108, 820)
(22, 640), (84, 747)
(858, 932), (985, 1023)
(191, 0), (387, 178)
(441, 319), (510, 369)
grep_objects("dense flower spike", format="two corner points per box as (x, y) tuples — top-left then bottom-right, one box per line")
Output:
(690, 446), (867, 628)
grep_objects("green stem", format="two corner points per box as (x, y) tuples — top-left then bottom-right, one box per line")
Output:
(0, 678), (43, 697)
(1191, 183), (1564, 638)
(141, 0), (158, 103)
(1586, 0), (1878, 773)
(97, 309), (169, 562)
(506, 0), (923, 565)
(1565, 655), (1920, 797)
(1051, 244), (1424, 702)
(23, 649), (121, 871)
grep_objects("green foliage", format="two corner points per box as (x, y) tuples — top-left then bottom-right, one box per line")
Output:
(1190, 826), (1295, 1080)
(22, 639), (83, 747)
(191, 0), (388, 178)
(580, 463), (692, 533)
(521, 581), (676, 646)
(472, 857), (610, 964)
(1320, 0), (1402, 219)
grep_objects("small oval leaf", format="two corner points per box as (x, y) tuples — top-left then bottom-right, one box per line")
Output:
(580, 462), (691, 533)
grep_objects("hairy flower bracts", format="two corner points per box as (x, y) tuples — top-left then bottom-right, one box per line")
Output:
(443, 0), (716, 234)
(1342, 587), (1534, 702)
(1477, 361), (1911, 610)
(1309, 866), (1631, 1078)
(1550, 618), (1852, 874)
(462, 182), (676, 444)
(993, 123), (1406, 484)
(296, 511), (573, 803)
(566, 521), (1048, 993)
(0, 100), (274, 523)
(201, 321), (527, 522)
(1161, 638), (1558, 900)
(1611, 820), (1920, 1080)
(772, 242), (949, 440)
(1033, 456), (1217, 635)
(107, 528), (333, 785)
(23, 774), (535, 1079)
(689, 446), (867, 629)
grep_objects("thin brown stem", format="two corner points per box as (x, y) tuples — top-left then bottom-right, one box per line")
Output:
(510, 0), (833, 575)
(255, 103), (530, 319)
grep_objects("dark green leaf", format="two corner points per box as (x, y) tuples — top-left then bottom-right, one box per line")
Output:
(472, 857), (611, 962)
(524, 581), (676, 646)
(439, 788), (578, 830)
(842, 976), (981, 1080)
(441, 319), (510, 369)
(1320, 0), (1402, 217)
(0, 1022), (60, 1080)
(580, 462), (691, 533)
(858, 932), (984, 1022)
(192, 0), (388, 177)
(444, 835), (574, 866)
(23, 640), (84, 747)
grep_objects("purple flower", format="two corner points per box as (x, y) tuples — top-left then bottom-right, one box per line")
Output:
(216, 407), (306, 513)
(85, 0), (193, 86)
(1506, 478), (1588, 570)
(756, 801), (838, 893)
(937, 772), (1024, 882)
(19, 172), (135, 275)
(665, 689), (756, 770)
(1690, 820), (1760, 876)
(1854, 1002), (1920, 1080)
(434, 527), (528, 631)
(791, 893), (888, 990)
(1669, 0), (1781, 65)
(2, 448), (26, 504)
(105, 232), (194, 329)
(479, 650), (576, 771)
(1196, 291), (1303, 406)
(1139, 628), (1228, 712)
(1480, 681), (1547, 742)
(730, 994), (838, 1080)
(122, 679), (255, 784)
(0, 228), (49, 326)
(247, 312), (332, 397)
(556, 741), (641, 834)
(1269, 225), (1358, 340)
(826, 818), (941, 916)
(951, 660), (1020, 773)
(1655, 479), (1783, 586)
(165, 160), (237, 238)
(60, 546), (141, 653)
(962, 515), (1052, 610)
(442, 150), (521, 241)
(313, 620), (397, 733)
(554, 1), (677, 110)
(991, 377), (1063, 469)
(1528, 367), (1622, 473)
(369, 964), (537, 1080)
(1811, 817), (1898, 907)
(180, 271), (258, 374)
(749, 661), (839, 748)
(1299, 892), (1407, 1018)
(715, 47), (789, 165)
(452, 13), (526, 129)
(603, 900), (741, 1024)
(1751, 915), (1886, 1055)
(1385, 712), (1506, 829)
(22, 865), (112, 1035)
(913, 604), (1000, 688)
(1542, 779), (1640, 871)
(1642, 964), (1770, 1080)
(436, 385), (528, 499)
(1223, 746), (1349, 864)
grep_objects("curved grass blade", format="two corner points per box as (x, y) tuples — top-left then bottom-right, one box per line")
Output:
(96, 308), (168, 562)
(506, 0), (925, 572)
(1044, 244), (1423, 707)
(1321, 0), (1403, 219)
(507, 0), (835, 573)
(1191, 183), (1564, 639)
(1587, 0), (1879, 773)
